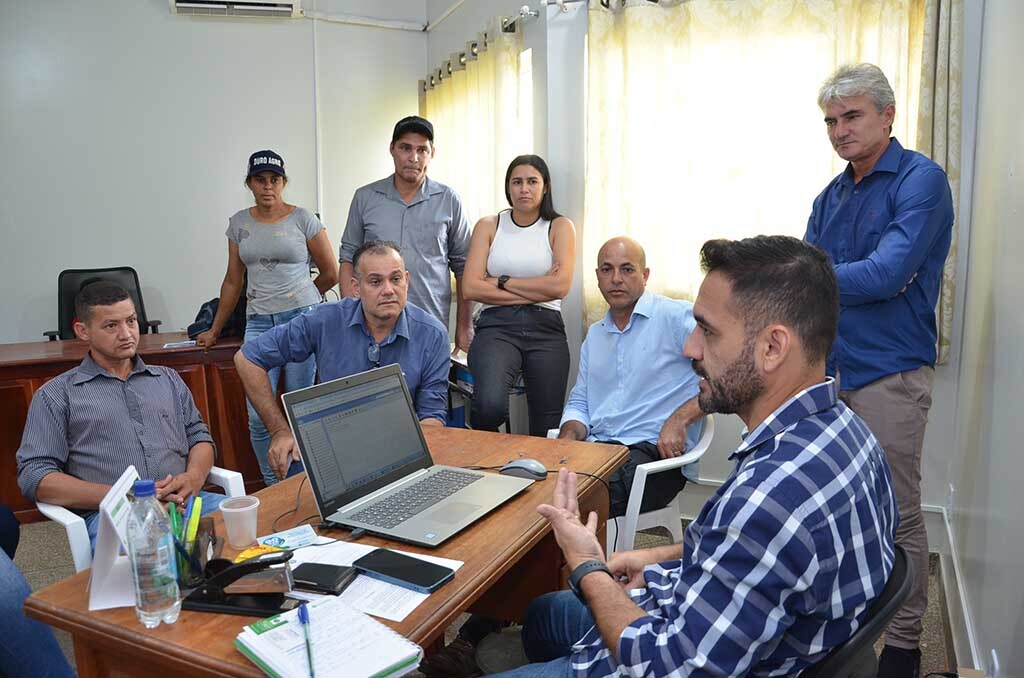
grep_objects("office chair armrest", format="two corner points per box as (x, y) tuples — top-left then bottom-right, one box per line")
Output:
(146, 319), (162, 334)
(36, 502), (93, 573)
(207, 466), (245, 498)
(43, 330), (59, 341)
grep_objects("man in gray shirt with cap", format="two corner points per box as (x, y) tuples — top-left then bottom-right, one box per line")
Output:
(339, 116), (473, 352)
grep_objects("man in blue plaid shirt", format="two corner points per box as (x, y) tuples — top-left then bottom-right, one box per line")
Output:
(493, 236), (897, 677)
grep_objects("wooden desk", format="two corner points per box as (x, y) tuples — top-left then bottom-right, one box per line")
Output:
(26, 427), (628, 678)
(0, 332), (264, 522)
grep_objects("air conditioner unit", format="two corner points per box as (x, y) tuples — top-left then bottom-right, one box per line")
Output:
(170, 0), (301, 19)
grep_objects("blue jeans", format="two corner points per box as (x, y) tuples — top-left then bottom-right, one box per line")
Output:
(244, 305), (318, 485)
(489, 591), (594, 678)
(0, 550), (74, 677)
(84, 490), (225, 551)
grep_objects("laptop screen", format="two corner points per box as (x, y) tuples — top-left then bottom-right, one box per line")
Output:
(283, 365), (433, 517)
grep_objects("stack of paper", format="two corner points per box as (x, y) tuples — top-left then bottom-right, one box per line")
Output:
(235, 595), (422, 678)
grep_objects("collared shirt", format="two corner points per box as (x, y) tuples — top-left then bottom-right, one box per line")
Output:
(340, 175), (471, 329)
(560, 291), (702, 478)
(17, 354), (214, 502)
(805, 138), (954, 390)
(570, 379), (897, 677)
(241, 297), (450, 423)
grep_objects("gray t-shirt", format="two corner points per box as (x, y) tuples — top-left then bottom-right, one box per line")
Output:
(226, 206), (324, 315)
(340, 175), (470, 330)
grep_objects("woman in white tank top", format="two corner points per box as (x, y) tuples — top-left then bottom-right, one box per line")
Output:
(462, 156), (576, 436)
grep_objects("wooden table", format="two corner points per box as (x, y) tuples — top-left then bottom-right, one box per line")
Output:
(0, 332), (264, 522)
(26, 427), (628, 678)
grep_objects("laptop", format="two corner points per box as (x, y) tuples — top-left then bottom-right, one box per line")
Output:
(281, 364), (534, 548)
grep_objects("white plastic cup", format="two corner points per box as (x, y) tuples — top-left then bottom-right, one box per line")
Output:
(220, 496), (260, 549)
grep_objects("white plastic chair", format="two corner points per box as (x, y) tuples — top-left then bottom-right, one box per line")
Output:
(608, 414), (714, 555)
(36, 466), (246, 573)
(549, 416), (715, 557)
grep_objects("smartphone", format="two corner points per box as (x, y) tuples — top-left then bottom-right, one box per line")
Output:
(352, 548), (455, 593)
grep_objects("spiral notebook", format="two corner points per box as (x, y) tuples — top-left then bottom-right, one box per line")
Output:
(235, 595), (422, 678)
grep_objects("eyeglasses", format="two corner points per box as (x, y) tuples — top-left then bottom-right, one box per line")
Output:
(367, 342), (381, 368)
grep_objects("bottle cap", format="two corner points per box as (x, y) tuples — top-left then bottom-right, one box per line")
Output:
(133, 479), (156, 497)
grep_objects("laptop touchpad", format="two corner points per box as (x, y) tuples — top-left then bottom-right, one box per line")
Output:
(427, 502), (481, 524)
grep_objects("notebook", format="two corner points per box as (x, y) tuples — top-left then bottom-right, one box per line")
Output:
(281, 364), (534, 548)
(235, 595), (421, 678)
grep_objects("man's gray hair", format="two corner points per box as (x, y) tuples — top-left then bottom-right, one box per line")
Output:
(817, 63), (896, 113)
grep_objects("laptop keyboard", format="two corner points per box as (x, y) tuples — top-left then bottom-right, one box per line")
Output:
(350, 469), (483, 529)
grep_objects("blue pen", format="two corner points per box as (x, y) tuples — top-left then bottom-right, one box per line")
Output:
(181, 495), (195, 533)
(298, 602), (315, 677)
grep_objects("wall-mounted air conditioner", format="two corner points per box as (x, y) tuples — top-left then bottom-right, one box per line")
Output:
(170, 0), (301, 19)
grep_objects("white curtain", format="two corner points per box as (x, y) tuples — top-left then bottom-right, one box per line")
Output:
(422, 21), (534, 226)
(583, 0), (931, 323)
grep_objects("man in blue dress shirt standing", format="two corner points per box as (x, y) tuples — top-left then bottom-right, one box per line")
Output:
(805, 63), (954, 678)
(235, 240), (450, 481)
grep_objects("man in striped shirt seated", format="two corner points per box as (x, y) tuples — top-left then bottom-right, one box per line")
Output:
(17, 281), (223, 548)
(493, 236), (897, 678)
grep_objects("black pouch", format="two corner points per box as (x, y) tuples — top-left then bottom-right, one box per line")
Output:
(292, 563), (357, 595)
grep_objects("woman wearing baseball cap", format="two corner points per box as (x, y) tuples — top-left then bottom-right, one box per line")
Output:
(196, 150), (338, 486)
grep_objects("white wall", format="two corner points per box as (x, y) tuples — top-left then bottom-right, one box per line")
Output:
(0, 0), (426, 343)
(948, 1), (1024, 675)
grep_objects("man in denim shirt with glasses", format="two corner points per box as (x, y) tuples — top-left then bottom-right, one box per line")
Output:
(236, 240), (450, 481)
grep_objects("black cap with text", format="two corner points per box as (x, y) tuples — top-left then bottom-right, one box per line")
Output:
(247, 150), (287, 178)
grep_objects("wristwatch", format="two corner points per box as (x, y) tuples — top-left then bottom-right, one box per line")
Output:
(497, 275), (511, 291)
(567, 559), (613, 600)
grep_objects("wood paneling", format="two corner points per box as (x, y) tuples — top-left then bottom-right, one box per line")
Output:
(171, 364), (209, 422)
(206, 360), (264, 494)
(0, 379), (36, 517)
(0, 333), (264, 521)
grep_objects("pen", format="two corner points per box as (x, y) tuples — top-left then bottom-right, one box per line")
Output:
(182, 496), (195, 536)
(168, 503), (181, 540)
(185, 496), (203, 545)
(298, 602), (315, 677)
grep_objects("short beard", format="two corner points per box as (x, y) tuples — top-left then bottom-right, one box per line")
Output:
(696, 340), (765, 415)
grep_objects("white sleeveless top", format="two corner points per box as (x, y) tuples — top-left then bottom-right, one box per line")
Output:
(483, 210), (561, 312)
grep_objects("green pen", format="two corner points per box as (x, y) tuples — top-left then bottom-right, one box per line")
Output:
(167, 504), (183, 576)
(169, 503), (181, 540)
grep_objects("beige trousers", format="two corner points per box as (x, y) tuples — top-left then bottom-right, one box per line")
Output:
(841, 365), (934, 650)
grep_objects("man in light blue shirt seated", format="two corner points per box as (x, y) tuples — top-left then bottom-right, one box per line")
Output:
(558, 237), (703, 518)
(235, 240), (450, 481)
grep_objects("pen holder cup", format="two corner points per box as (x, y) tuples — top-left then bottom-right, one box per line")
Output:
(175, 516), (220, 589)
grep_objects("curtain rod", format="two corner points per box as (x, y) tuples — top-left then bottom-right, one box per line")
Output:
(302, 9), (425, 32)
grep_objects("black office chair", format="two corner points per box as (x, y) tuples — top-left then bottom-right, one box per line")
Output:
(800, 544), (914, 678)
(43, 267), (162, 341)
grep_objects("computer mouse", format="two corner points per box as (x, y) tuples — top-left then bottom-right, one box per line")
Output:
(498, 458), (549, 481)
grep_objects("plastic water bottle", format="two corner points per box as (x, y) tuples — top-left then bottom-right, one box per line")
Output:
(126, 479), (181, 628)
